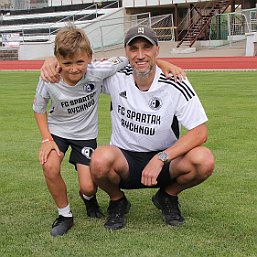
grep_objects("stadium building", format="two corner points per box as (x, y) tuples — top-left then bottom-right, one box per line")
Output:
(0, 0), (256, 59)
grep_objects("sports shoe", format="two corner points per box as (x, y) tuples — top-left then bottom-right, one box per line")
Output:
(79, 191), (104, 218)
(51, 215), (74, 237)
(104, 194), (131, 230)
(152, 189), (185, 226)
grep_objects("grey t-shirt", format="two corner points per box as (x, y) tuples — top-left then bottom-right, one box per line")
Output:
(33, 57), (128, 140)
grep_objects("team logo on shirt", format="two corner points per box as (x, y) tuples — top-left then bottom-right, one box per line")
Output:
(149, 97), (162, 110)
(81, 147), (94, 159)
(83, 83), (95, 92)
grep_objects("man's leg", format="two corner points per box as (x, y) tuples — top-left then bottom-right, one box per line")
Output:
(42, 151), (73, 236)
(168, 146), (214, 195)
(152, 146), (215, 226)
(90, 146), (131, 230)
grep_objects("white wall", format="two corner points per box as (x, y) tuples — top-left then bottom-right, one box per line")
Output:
(245, 32), (257, 56)
(47, 0), (212, 7)
(122, 0), (211, 7)
(48, 0), (113, 6)
(18, 40), (54, 60)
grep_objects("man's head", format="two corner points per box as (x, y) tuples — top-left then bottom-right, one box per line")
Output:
(124, 26), (159, 79)
(124, 25), (158, 47)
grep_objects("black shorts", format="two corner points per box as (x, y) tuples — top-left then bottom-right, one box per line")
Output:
(119, 149), (175, 189)
(51, 134), (97, 169)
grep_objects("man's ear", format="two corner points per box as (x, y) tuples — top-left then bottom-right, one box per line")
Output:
(155, 45), (160, 57)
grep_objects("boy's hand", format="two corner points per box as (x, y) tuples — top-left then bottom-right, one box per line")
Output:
(164, 65), (186, 82)
(157, 60), (186, 82)
(39, 141), (61, 165)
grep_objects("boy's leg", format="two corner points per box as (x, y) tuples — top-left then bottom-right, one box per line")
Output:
(77, 164), (104, 218)
(42, 150), (73, 236)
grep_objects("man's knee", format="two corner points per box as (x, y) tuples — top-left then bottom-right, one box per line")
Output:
(195, 147), (215, 180)
(90, 148), (113, 179)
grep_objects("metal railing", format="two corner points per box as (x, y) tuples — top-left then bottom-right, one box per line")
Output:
(48, 0), (120, 36)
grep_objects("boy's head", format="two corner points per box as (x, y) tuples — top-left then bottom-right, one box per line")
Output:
(54, 26), (93, 86)
(54, 26), (93, 59)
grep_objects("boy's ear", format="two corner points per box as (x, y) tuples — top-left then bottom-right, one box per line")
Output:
(88, 55), (93, 64)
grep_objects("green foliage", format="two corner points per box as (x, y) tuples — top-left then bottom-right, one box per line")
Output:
(0, 71), (257, 257)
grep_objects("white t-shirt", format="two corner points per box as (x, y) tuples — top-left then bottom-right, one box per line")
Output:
(103, 65), (208, 152)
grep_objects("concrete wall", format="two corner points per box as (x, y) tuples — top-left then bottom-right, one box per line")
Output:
(18, 40), (54, 60)
(47, 0), (213, 7)
(122, 0), (211, 7)
(245, 31), (257, 56)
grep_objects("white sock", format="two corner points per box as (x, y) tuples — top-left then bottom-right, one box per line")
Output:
(58, 204), (72, 218)
(82, 194), (94, 201)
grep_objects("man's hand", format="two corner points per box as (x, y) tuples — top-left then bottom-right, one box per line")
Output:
(141, 155), (164, 186)
(41, 57), (61, 83)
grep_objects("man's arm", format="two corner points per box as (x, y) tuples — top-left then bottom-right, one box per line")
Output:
(40, 57), (60, 83)
(141, 123), (208, 186)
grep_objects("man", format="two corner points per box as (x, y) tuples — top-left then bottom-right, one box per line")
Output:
(90, 25), (215, 230)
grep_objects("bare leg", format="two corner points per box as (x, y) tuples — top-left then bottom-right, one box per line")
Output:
(90, 145), (129, 201)
(42, 150), (67, 208)
(165, 146), (215, 196)
(77, 164), (97, 196)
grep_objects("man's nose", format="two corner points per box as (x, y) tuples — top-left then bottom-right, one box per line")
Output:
(137, 48), (144, 59)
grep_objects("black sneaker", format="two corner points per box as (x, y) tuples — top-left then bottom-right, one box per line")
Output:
(104, 195), (131, 230)
(152, 189), (185, 226)
(51, 215), (74, 237)
(79, 191), (104, 218)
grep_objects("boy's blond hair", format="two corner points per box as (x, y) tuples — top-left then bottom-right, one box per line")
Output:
(54, 26), (93, 58)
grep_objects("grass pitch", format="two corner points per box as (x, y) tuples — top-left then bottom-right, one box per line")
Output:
(0, 70), (257, 257)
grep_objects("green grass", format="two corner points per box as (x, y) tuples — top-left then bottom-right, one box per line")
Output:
(0, 70), (257, 257)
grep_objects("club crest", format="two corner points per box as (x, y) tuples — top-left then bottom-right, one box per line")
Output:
(83, 83), (95, 92)
(149, 97), (162, 110)
(81, 147), (94, 159)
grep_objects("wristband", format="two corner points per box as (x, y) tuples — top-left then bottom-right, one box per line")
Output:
(42, 138), (54, 143)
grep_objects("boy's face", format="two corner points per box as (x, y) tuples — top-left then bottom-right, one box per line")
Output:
(57, 50), (92, 86)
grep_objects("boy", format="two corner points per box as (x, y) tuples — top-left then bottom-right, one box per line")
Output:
(33, 26), (129, 237)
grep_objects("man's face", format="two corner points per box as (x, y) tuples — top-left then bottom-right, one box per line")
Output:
(57, 50), (92, 86)
(125, 38), (159, 77)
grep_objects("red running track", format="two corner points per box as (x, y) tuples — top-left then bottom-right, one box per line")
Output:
(0, 56), (256, 70)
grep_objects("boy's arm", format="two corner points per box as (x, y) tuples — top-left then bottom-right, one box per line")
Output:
(156, 59), (186, 82)
(34, 112), (61, 165)
(92, 56), (129, 78)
